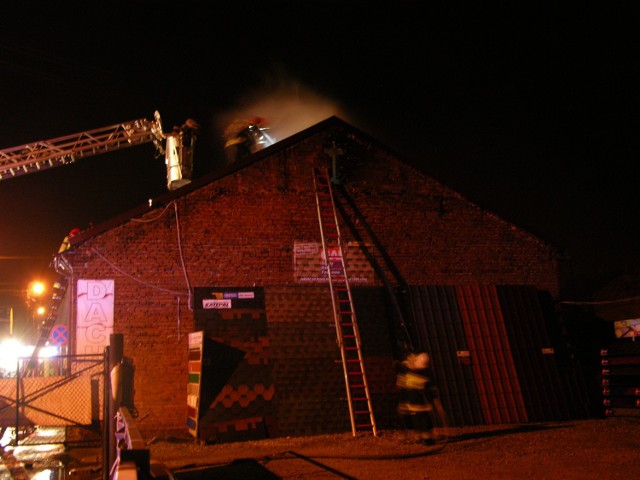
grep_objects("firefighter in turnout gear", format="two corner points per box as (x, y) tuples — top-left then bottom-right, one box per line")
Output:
(223, 119), (253, 165)
(223, 117), (273, 165)
(396, 352), (437, 445)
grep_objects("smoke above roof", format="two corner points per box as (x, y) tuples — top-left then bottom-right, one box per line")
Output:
(213, 67), (350, 147)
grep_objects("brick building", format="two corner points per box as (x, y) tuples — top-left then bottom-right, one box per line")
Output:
(53, 116), (587, 442)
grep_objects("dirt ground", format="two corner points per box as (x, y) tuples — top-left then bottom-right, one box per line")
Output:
(139, 417), (639, 479)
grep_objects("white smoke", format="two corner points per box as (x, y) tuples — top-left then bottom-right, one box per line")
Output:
(213, 68), (350, 146)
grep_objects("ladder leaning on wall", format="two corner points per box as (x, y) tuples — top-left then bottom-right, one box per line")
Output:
(312, 167), (378, 436)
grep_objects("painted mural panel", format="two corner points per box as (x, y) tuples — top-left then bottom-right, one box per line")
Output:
(193, 286), (274, 443)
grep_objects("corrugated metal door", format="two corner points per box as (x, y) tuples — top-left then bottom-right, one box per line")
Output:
(407, 285), (588, 426)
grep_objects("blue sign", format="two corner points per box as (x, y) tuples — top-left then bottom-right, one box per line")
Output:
(50, 324), (68, 345)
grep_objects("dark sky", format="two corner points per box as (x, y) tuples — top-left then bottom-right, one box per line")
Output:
(1, 2), (638, 319)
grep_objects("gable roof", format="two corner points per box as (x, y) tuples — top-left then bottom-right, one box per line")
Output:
(64, 116), (396, 249)
(62, 115), (560, 260)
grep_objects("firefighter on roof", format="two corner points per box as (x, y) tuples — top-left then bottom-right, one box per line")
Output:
(223, 117), (269, 165)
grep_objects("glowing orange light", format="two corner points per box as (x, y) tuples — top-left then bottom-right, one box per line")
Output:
(29, 281), (47, 297)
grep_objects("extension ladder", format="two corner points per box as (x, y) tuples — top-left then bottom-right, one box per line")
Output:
(312, 167), (378, 436)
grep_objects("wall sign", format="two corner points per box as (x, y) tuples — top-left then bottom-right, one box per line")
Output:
(76, 279), (114, 354)
(293, 241), (373, 284)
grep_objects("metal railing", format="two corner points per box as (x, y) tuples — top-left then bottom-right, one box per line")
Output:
(0, 353), (104, 447)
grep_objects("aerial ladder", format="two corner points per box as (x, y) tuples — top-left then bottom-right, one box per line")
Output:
(0, 111), (199, 370)
(0, 110), (198, 191)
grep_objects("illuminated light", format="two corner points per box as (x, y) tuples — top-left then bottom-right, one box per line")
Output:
(11, 442), (64, 457)
(36, 306), (47, 316)
(0, 339), (59, 376)
(0, 426), (14, 447)
(0, 338), (23, 373)
(29, 281), (47, 297)
(32, 427), (61, 438)
(32, 443), (65, 454)
(38, 346), (59, 358)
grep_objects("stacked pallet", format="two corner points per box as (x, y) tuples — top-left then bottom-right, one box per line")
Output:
(601, 341), (640, 417)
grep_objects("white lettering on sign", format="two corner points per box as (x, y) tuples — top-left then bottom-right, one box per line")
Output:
(238, 291), (255, 299)
(294, 242), (319, 255)
(203, 299), (232, 309)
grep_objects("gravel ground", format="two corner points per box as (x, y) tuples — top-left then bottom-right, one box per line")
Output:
(144, 417), (639, 479)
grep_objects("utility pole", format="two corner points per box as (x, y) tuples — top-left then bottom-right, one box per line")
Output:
(0, 306), (13, 337)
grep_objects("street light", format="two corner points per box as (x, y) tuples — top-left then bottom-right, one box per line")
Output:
(27, 280), (47, 300)
(23, 280), (49, 342)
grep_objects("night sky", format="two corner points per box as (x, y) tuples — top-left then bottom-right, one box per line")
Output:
(1, 3), (638, 323)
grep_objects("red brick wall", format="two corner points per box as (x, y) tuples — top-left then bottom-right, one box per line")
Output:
(66, 124), (561, 438)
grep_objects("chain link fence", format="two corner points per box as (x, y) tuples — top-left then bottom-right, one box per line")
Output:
(0, 353), (105, 447)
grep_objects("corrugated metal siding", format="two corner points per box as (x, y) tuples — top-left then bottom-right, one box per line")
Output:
(408, 286), (485, 426)
(455, 284), (528, 424)
(497, 285), (588, 421)
(407, 284), (588, 427)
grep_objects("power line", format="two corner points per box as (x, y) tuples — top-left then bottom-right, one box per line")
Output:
(0, 256), (50, 260)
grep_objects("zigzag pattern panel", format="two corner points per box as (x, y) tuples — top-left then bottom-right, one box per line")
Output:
(193, 286), (275, 443)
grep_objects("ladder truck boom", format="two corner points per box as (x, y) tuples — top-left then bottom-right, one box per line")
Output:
(0, 110), (197, 190)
